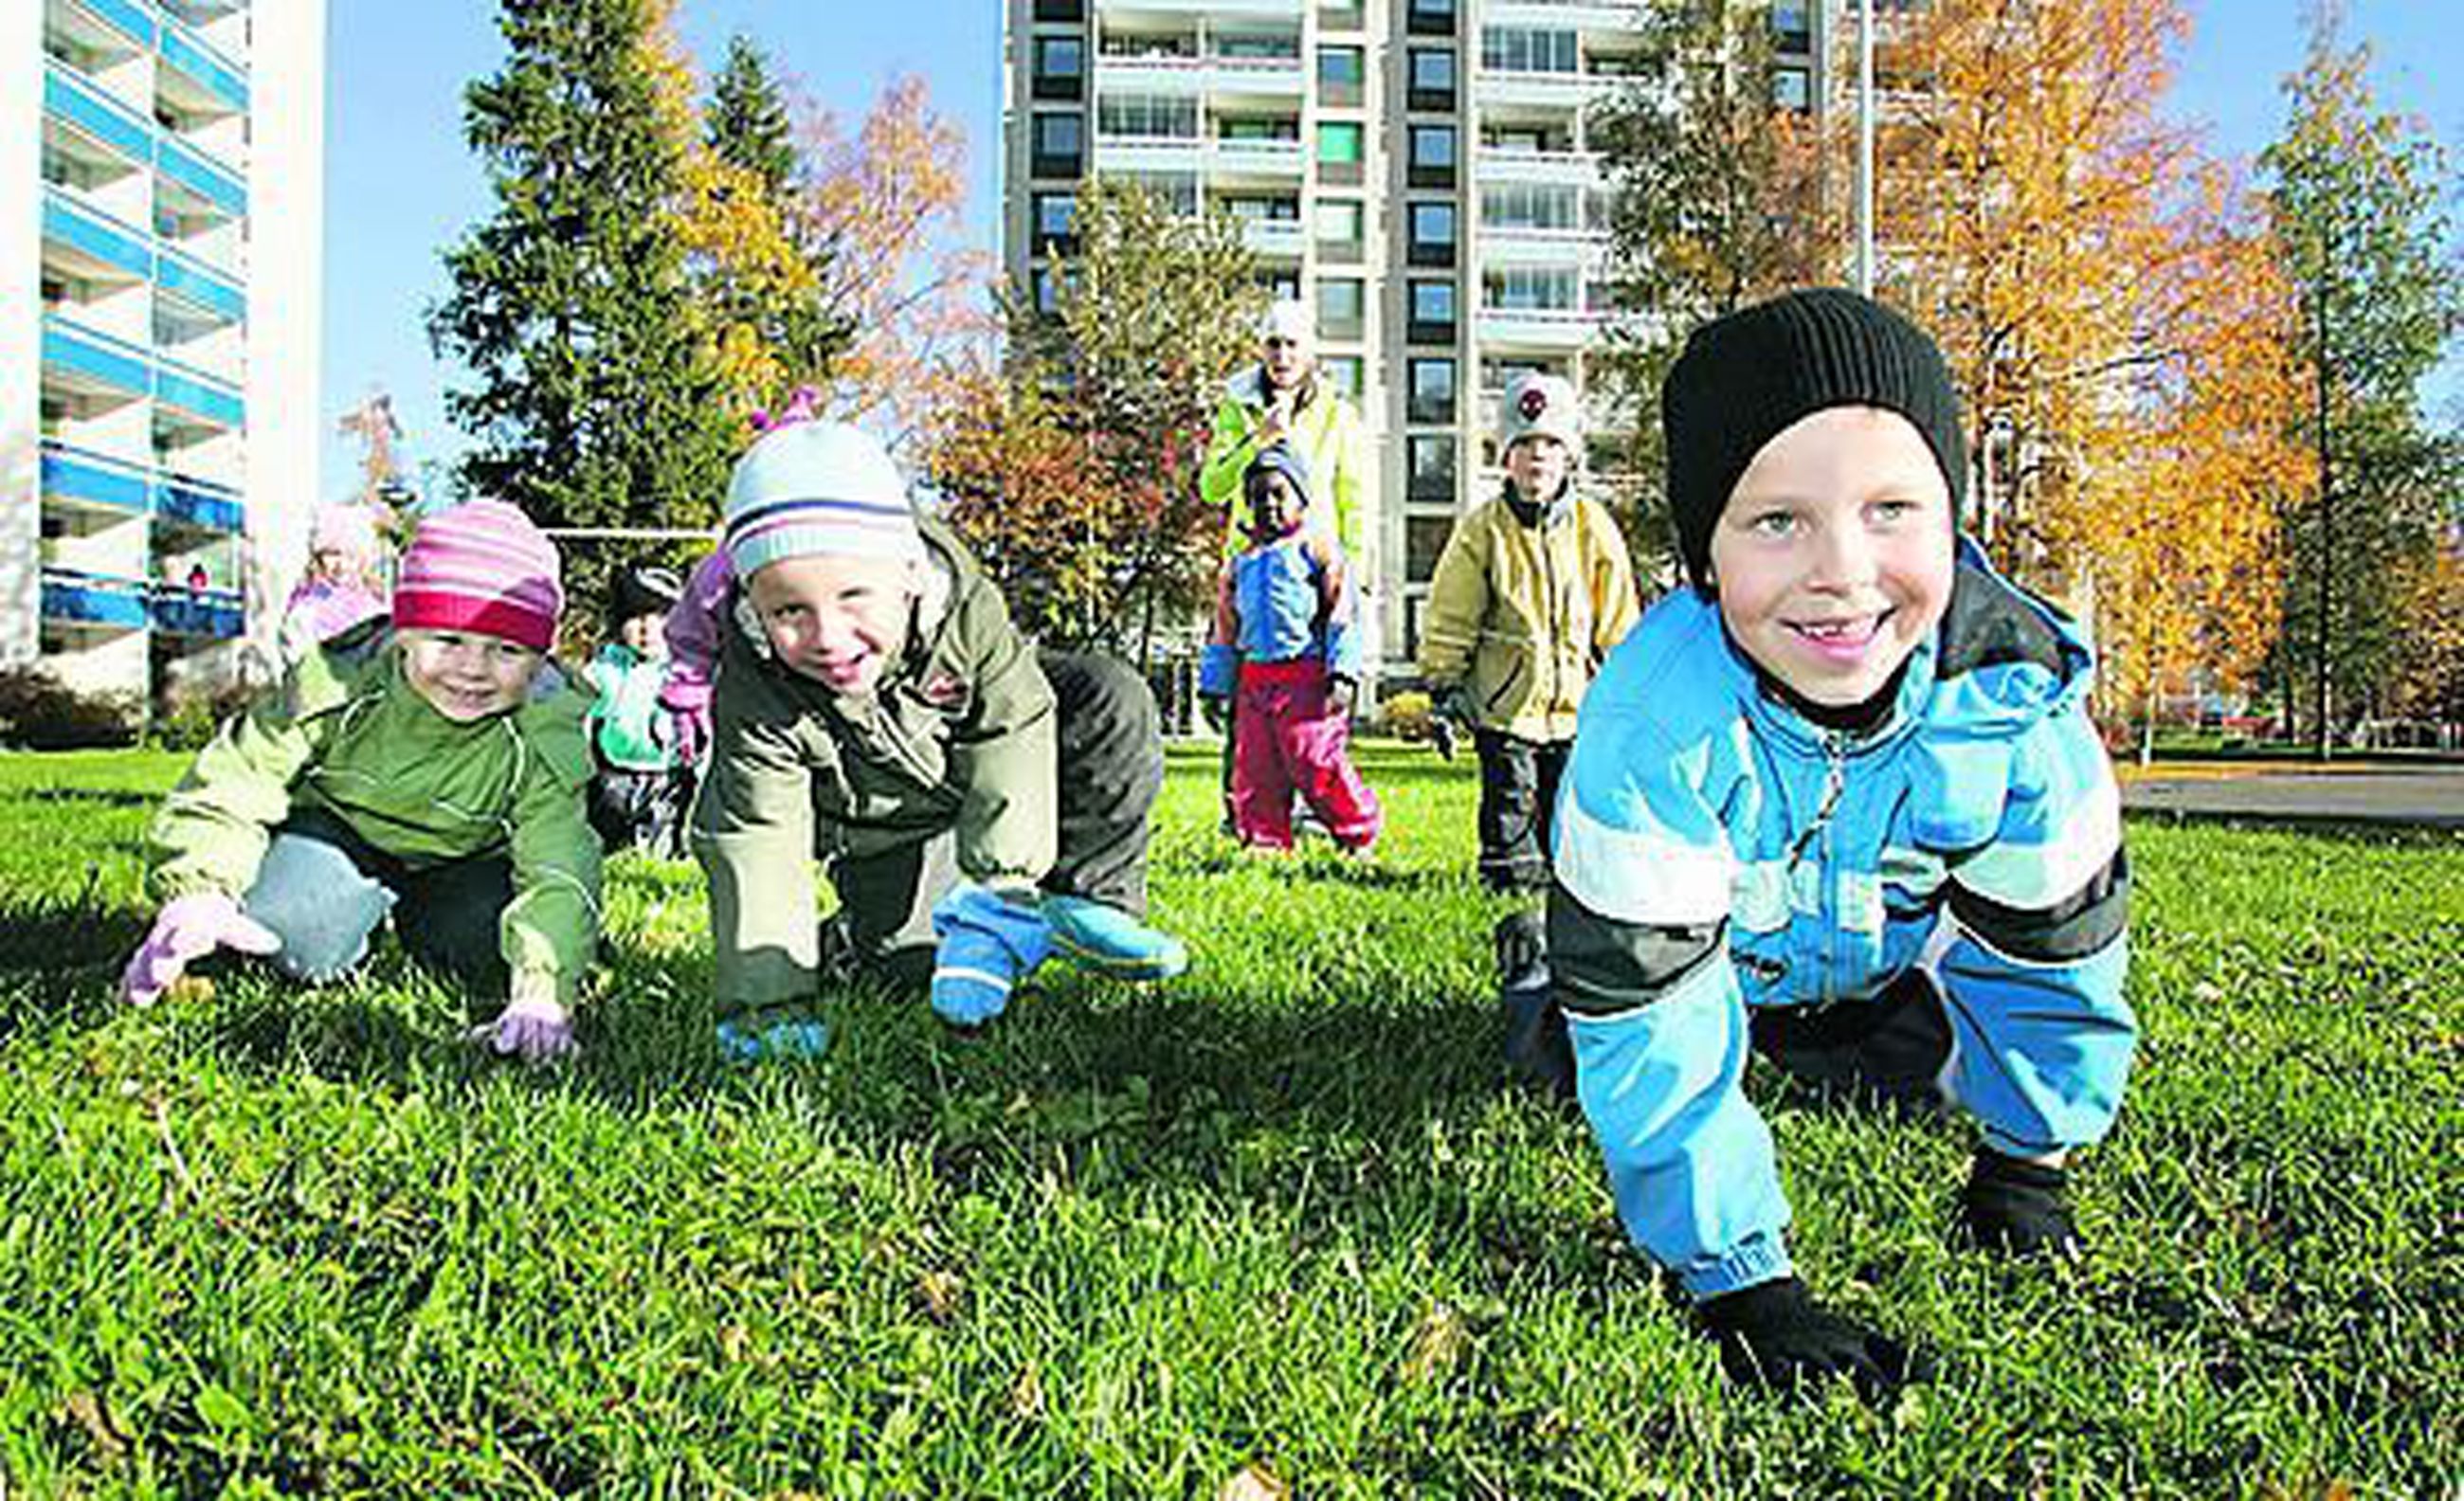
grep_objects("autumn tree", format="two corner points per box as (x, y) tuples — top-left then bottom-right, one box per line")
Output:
(427, 0), (739, 612)
(1596, 0), (1835, 570)
(2260, 10), (2460, 752)
(668, 32), (848, 419)
(924, 180), (1259, 657)
(797, 77), (990, 448)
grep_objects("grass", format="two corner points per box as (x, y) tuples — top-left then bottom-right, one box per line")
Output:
(0, 743), (2456, 1496)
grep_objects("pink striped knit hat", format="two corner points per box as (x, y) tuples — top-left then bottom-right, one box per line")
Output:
(392, 500), (565, 651)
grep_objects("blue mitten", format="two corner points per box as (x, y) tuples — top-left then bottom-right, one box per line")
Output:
(929, 883), (1054, 1028)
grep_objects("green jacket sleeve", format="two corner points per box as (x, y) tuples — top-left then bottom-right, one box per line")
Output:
(500, 689), (604, 1004)
(946, 582), (1059, 892)
(1416, 509), (1491, 688)
(1199, 393), (1259, 532)
(694, 649), (825, 1015)
(1327, 398), (1368, 563)
(149, 653), (343, 902)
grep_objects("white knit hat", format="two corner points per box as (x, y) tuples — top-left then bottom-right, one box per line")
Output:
(1498, 371), (1583, 455)
(1259, 298), (1313, 345)
(721, 421), (924, 577)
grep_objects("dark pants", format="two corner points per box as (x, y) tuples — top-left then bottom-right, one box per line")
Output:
(1474, 730), (1568, 893)
(589, 759), (692, 859)
(830, 650), (1163, 988)
(1748, 969), (1955, 1106)
(242, 804), (514, 996)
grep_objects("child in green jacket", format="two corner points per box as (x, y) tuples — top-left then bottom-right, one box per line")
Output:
(119, 500), (602, 1063)
(681, 417), (1188, 1061)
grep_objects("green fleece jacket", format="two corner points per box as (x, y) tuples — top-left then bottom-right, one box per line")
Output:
(693, 518), (1058, 1013)
(148, 634), (603, 1001)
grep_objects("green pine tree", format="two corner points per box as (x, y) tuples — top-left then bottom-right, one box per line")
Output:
(2261, 14), (2460, 752)
(707, 34), (798, 198)
(426, 0), (738, 619)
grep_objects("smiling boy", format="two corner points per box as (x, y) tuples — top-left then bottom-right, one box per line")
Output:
(1551, 289), (2135, 1400)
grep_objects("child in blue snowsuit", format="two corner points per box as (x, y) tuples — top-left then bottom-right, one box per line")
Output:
(1549, 289), (2134, 1400)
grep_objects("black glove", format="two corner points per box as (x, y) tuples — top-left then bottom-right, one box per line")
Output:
(1495, 911), (1574, 1099)
(1427, 714), (1458, 761)
(1200, 695), (1230, 734)
(1327, 675), (1357, 720)
(1433, 680), (1481, 730)
(1961, 1148), (2079, 1257)
(1697, 1277), (1928, 1403)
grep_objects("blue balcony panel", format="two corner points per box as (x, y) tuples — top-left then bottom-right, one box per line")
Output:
(40, 572), (153, 631)
(43, 66), (154, 166)
(155, 367), (245, 428)
(160, 26), (249, 112)
(76, 0), (160, 47)
(43, 194), (154, 280)
(42, 319), (152, 396)
(154, 475), (245, 533)
(40, 444), (153, 515)
(156, 136), (246, 216)
(151, 588), (246, 640)
(156, 253), (246, 324)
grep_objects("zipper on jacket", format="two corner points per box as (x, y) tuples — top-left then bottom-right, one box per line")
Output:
(1785, 732), (1850, 1008)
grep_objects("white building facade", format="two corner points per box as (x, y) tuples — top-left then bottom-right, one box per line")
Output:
(2, 0), (324, 711)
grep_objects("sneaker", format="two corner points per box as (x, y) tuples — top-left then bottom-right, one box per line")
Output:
(1043, 895), (1190, 982)
(716, 1014), (831, 1064)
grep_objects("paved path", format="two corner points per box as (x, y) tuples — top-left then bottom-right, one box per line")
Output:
(2120, 765), (2464, 830)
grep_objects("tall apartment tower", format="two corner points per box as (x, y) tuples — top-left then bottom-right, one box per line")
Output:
(3, 0), (326, 711)
(1001, 0), (1670, 669)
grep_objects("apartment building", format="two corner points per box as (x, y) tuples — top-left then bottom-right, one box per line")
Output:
(2, 0), (324, 712)
(1002, 0), (1687, 669)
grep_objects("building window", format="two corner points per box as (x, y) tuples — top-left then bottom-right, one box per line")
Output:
(1032, 36), (1083, 99)
(1032, 0), (1083, 19)
(1484, 265), (1580, 312)
(1408, 124), (1456, 189)
(1409, 280), (1457, 343)
(1773, 66), (1811, 113)
(1032, 265), (1061, 314)
(1406, 512), (1456, 580)
(1098, 95), (1200, 140)
(1408, 358), (1457, 425)
(1407, 438), (1457, 508)
(1481, 183), (1580, 232)
(1481, 27), (1579, 75)
(1407, 47), (1457, 110)
(1321, 354), (1364, 399)
(1315, 197), (1365, 259)
(1407, 0), (1457, 37)
(1216, 31), (1300, 63)
(1122, 172), (1199, 216)
(1033, 192), (1076, 248)
(1773, 4), (1813, 53)
(1318, 120), (1363, 165)
(1408, 202), (1458, 268)
(1317, 45), (1364, 90)
(1032, 113), (1083, 176)
(1318, 278), (1366, 339)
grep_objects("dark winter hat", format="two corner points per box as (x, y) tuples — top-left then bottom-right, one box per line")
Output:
(1243, 442), (1314, 512)
(608, 562), (682, 627)
(1662, 287), (1966, 590)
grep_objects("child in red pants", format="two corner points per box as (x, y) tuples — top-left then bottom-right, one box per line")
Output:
(1198, 444), (1382, 854)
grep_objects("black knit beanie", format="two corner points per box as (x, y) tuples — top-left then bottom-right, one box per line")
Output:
(1662, 288), (1966, 591)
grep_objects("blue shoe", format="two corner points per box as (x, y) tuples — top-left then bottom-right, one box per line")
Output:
(716, 1014), (831, 1064)
(1043, 896), (1189, 982)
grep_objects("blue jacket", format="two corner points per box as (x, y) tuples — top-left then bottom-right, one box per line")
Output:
(1551, 540), (2134, 1298)
(1198, 531), (1363, 696)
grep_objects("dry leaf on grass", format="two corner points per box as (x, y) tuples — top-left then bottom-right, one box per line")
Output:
(1218, 1463), (1291, 1501)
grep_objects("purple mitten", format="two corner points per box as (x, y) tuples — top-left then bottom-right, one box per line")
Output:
(466, 979), (575, 1064)
(120, 892), (282, 1006)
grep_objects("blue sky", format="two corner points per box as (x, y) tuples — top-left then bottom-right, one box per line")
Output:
(317, 1), (2456, 499)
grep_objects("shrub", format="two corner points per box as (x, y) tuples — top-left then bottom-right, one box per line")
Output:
(1382, 689), (1437, 744)
(0, 666), (142, 750)
(151, 680), (252, 752)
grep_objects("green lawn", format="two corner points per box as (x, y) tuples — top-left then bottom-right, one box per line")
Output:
(0, 745), (2456, 1496)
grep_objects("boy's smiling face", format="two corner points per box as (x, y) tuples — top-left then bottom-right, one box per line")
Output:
(746, 552), (920, 696)
(400, 629), (544, 721)
(1246, 469), (1304, 540)
(1709, 405), (1955, 710)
